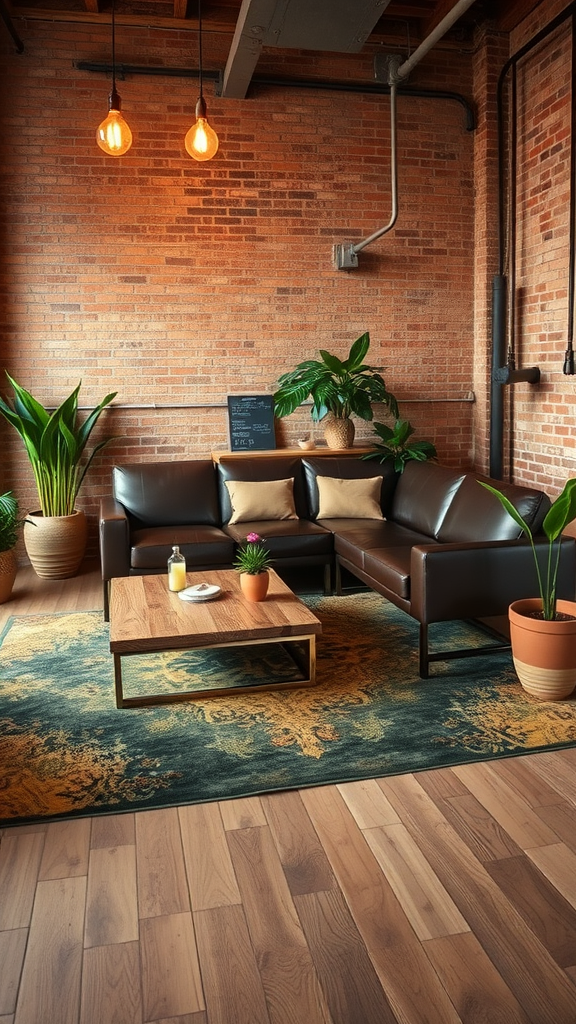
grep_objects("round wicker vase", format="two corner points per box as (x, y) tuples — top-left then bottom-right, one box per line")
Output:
(509, 598), (576, 701)
(323, 416), (355, 449)
(240, 571), (269, 602)
(0, 549), (17, 603)
(24, 510), (88, 580)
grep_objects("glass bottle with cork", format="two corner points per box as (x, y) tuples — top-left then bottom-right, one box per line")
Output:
(167, 545), (186, 592)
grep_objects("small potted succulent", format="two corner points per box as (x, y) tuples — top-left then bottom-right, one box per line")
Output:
(479, 477), (576, 699)
(273, 331), (399, 449)
(233, 532), (273, 601)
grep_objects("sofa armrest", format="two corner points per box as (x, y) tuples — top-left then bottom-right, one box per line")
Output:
(410, 537), (576, 624)
(100, 496), (131, 581)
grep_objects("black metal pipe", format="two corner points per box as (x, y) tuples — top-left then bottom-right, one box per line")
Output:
(490, 274), (507, 479)
(75, 62), (476, 129)
(490, 9), (575, 474)
(565, 10), (576, 374)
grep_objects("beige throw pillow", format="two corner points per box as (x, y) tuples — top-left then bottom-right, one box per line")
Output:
(225, 478), (298, 524)
(316, 475), (383, 519)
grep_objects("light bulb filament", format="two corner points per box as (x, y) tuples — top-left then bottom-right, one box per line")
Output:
(96, 108), (133, 157)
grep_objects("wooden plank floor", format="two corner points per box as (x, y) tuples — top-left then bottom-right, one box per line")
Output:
(1, 563), (576, 1024)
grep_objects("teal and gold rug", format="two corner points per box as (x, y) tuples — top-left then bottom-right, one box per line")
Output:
(1, 593), (575, 826)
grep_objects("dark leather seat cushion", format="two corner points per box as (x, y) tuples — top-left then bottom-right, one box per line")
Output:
(130, 525), (234, 570)
(223, 518), (333, 558)
(332, 520), (431, 567)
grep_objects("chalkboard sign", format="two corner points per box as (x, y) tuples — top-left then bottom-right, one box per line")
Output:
(227, 395), (276, 452)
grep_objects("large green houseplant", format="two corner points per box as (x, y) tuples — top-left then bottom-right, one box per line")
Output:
(479, 477), (576, 700)
(0, 374), (118, 579)
(273, 332), (399, 449)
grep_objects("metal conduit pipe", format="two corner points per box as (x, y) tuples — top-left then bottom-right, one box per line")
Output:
(333, 0), (478, 269)
(393, 0), (478, 82)
(490, 4), (576, 476)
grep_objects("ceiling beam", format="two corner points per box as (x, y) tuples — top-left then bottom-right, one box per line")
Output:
(219, 0), (277, 99)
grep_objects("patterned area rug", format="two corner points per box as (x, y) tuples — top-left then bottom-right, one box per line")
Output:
(1, 593), (576, 826)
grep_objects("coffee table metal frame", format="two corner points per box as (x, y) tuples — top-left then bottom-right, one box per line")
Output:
(109, 569), (321, 709)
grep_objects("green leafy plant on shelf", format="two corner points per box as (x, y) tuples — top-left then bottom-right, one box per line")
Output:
(273, 332), (399, 424)
(233, 533), (273, 575)
(479, 478), (576, 620)
(0, 373), (118, 517)
(362, 418), (437, 473)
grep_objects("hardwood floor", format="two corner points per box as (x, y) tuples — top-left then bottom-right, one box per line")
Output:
(1, 563), (576, 1024)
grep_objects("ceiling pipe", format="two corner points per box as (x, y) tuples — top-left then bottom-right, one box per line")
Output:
(333, 0), (478, 270)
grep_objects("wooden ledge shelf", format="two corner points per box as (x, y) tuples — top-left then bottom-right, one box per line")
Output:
(211, 446), (374, 462)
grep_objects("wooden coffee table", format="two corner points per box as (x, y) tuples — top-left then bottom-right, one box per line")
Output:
(109, 568), (322, 708)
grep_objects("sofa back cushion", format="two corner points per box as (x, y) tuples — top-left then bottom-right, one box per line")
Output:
(113, 461), (221, 527)
(301, 457), (397, 519)
(437, 474), (551, 543)
(217, 457), (308, 523)
(391, 461), (466, 539)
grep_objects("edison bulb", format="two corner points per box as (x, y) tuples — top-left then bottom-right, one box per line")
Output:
(97, 106), (133, 157)
(185, 116), (219, 161)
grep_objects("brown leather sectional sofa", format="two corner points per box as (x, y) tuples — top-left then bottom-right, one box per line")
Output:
(99, 455), (576, 676)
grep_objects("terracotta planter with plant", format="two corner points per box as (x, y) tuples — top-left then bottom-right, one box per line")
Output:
(0, 374), (117, 579)
(480, 478), (576, 700)
(273, 332), (398, 449)
(233, 532), (272, 602)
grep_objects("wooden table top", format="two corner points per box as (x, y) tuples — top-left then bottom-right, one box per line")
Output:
(109, 569), (322, 655)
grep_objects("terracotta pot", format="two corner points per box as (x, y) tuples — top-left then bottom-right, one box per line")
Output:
(509, 598), (576, 701)
(24, 510), (88, 580)
(323, 416), (355, 449)
(240, 571), (269, 602)
(0, 548), (17, 603)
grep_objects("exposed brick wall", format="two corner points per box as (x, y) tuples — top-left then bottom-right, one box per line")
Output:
(0, 18), (479, 557)
(503, 3), (576, 495)
(3, 6), (575, 565)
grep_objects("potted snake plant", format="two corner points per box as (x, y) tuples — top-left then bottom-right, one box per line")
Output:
(480, 478), (576, 700)
(0, 374), (117, 579)
(273, 331), (399, 449)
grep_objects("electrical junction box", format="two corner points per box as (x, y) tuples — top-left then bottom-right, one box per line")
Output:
(332, 243), (359, 270)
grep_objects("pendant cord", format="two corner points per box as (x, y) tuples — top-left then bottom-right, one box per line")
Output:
(111, 0), (117, 94)
(198, 0), (203, 98)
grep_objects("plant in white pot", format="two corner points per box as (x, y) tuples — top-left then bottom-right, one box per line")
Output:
(479, 477), (576, 700)
(273, 331), (399, 449)
(0, 491), (22, 603)
(0, 374), (117, 579)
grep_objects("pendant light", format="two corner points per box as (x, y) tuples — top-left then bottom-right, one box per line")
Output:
(96, 0), (133, 157)
(185, 0), (219, 161)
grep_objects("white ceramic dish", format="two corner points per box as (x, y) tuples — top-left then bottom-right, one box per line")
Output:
(178, 583), (221, 602)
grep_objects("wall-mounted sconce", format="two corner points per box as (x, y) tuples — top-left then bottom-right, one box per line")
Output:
(96, 0), (132, 156)
(185, 0), (219, 161)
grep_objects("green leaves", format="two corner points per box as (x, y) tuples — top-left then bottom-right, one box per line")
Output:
(0, 491), (19, 552)
(0, 374), (118, 517)
(362, 419), (437, 473)
(479, 478), (576, 620)
(273, 332), (398, 423)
